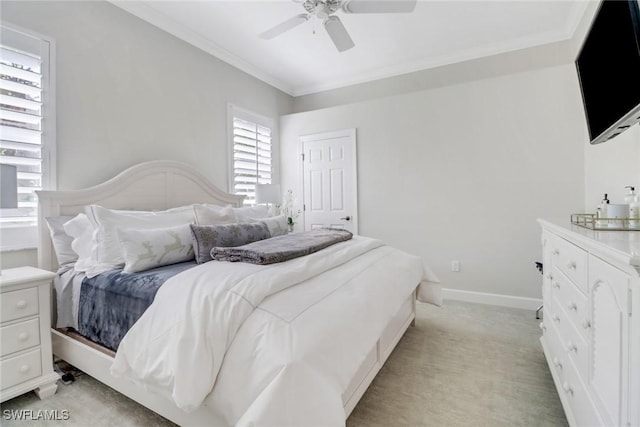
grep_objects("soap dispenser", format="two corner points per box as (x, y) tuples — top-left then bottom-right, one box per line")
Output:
(624, 186), (636, 204)
(596, 193), (610, 227)
(627, 187), (640, 228)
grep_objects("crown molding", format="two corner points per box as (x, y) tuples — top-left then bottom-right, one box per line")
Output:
(109, 0), (588, 99)
(291, 28), (573, 96)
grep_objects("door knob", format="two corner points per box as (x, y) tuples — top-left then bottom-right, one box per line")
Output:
(340, 216), (351, 221)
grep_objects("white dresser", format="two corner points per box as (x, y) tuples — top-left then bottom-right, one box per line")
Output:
(538, 219), (640, 427)
(0, 267), (59, 402)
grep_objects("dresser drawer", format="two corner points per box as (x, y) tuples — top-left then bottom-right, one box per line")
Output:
(563, 356), (603, 427)
(551, 267), (589, 341)
(552, 297), (589, 379)
(548, 235), (588, 293)
(0, 288), (39, 323)
(543, 321), (567, 381)
(0, 318), (40, 357)
(0, 349), (42, 390)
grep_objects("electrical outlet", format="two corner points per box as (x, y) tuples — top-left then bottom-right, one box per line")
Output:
(451, 260), (460, 272)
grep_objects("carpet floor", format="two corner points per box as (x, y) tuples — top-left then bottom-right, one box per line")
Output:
(1, 300), (567, 426)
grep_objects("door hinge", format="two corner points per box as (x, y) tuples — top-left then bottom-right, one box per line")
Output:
(629, 288), (633, 316)
(303, 204), (306, 212)
(301, 153), (305, 161)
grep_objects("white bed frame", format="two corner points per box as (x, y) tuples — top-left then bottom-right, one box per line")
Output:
(37, 160), (416, 425)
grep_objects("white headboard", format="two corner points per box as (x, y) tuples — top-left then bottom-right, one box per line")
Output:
(36, 160), (244, 271)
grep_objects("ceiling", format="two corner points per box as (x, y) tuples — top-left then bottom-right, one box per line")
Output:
(111, 1), (589, 97)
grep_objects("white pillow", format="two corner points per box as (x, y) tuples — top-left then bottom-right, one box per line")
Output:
(118, 224), (194, 273)
(236, 213), (288, 237)
(233, 205), (269, 219)
(193, 204), (237, 225)
(85, 204), (196, 270)
(45, 215), (77, 267)
(62, 213), (96, 273)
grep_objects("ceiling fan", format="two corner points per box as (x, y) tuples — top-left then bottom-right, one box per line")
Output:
(259, 0), (418, 52)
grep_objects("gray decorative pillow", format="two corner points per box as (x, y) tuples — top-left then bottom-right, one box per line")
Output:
(190, 222), (271, 264)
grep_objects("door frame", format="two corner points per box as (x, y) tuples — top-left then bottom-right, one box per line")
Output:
(298, 128), (358, 234)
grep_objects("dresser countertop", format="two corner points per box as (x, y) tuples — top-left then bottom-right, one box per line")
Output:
(538, 218), (640, 268)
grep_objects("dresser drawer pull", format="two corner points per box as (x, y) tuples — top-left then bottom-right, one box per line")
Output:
(566, 261), (577, 270)
(562, 382), (574, 396)
(539, 322), (546, 332)
(546, 274), (553, 281)
(552, 282), (560, 289)
(552, 314), (560, 323)
(566, 341), (578, 353)
(552, 249), (560, 256)
(567, 302), (578, 311)
(18, 332), (29, 341)
(16, 300), (28, 309)
(552, 357), (563, 370)
(582, 319), (591, 329)
(19, 364), (31, 374)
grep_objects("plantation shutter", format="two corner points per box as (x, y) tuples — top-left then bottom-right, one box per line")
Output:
(0, 30), (45, 226)
(232, 117), (272, 206)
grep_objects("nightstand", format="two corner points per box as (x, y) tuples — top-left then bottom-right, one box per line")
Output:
(0, 267), (59, 402)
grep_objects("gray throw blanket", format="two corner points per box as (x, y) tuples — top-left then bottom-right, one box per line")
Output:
(210, 228), (353, 265)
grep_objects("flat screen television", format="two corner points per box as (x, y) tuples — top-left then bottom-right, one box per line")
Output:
(576, 0), (640, 144)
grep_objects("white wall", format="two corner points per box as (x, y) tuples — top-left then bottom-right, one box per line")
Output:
(0, 1), (293, 268)
(281, 64), (586, 301)
(584, 125), (640, 210)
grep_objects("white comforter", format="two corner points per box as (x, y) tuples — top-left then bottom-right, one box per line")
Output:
(111, 236), (440, 425)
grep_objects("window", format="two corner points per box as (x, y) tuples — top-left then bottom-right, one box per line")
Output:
(0, 25), (55, 250)
(228, 105), (273, 206)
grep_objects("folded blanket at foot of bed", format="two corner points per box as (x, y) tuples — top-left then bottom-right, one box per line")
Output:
(210, 228), (353, 264)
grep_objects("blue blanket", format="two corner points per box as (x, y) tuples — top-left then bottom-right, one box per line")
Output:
(78, 261), (196, 351)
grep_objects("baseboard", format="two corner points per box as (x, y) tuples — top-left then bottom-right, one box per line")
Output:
(442, 288), (542, 311)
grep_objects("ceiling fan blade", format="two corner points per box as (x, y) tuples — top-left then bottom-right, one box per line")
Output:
(259, 14), (309, 40)
(324, 16), (355, 52)
(341, 0), (417, 14)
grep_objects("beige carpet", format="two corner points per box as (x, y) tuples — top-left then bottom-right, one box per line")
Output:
(1, 301), (567, 427)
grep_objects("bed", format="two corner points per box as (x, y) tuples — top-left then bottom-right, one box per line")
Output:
(37, 160), (441, 426)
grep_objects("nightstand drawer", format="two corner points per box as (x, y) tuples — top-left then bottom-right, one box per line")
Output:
(0, 349), (42, 390)
(0, 318), (40, 356)
(1, 288), (39, 323)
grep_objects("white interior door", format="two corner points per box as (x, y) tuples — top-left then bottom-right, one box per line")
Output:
(301, 129), (358, 233)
